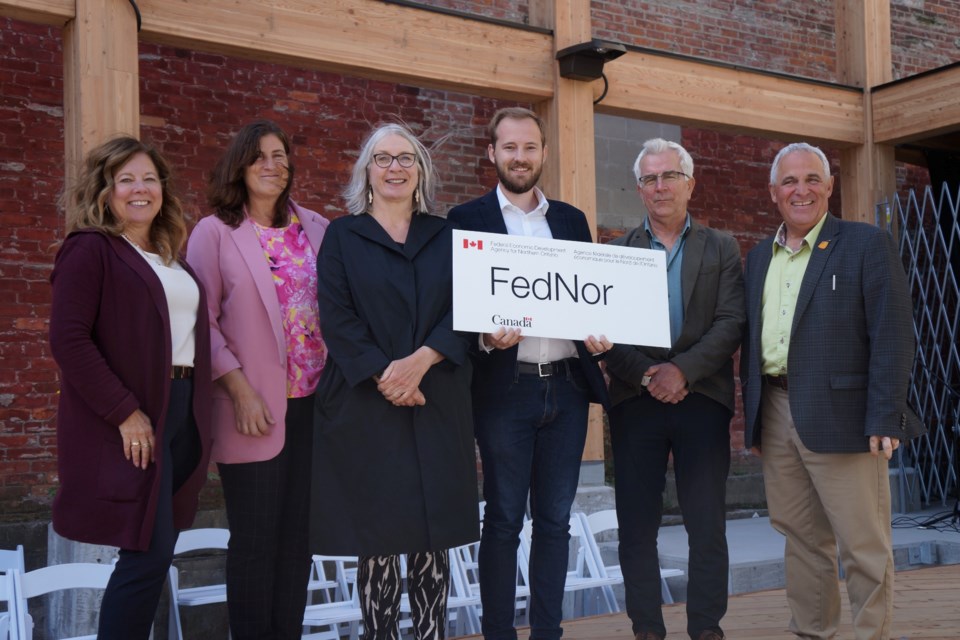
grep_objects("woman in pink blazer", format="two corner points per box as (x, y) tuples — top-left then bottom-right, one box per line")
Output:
(186, 120), (329, 639)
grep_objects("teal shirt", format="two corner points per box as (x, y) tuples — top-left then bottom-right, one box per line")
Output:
(645, 215), (691, 345)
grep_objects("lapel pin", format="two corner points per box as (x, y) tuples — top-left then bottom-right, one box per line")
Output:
(818, 240), (830, 249)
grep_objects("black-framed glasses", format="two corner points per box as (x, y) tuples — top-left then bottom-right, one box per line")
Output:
(372, 153), (417, 169)
(638, 170), (689, 189)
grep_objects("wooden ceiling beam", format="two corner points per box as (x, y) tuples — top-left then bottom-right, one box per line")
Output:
(11, 0), (960, 152)
(873, 65), (960, 144)
(132, 0), (554, 101)
(596, 51), (865, 146)
(0, 0), (72, 25)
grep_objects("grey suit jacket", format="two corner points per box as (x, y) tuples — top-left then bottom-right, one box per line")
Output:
(740, 213), (925, 453)
(604, 217), (745, 412)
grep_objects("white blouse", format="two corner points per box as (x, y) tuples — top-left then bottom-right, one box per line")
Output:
(127, 241), (199, 367)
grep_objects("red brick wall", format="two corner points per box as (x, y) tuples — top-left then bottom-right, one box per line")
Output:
(0, 19), (64, 518)
(137, 47), (510, 223)
(592, 0), (838, 81)
(892, 1), (960, 78)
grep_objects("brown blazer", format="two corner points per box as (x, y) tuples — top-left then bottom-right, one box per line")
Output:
(604, 218), (745, 412)
(49, 230), (213, 551)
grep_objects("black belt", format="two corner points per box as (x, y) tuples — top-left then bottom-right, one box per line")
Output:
(516, 359), (574, 378)
(171, 366), (193, 379)
(763, 374), (788, 391)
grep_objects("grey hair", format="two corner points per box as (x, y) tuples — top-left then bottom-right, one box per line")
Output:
(632, 138), (695, 182)
(343, 123), (436, 215)
(769, 143), (831, 185)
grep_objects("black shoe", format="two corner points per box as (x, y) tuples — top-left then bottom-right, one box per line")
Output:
(696, 631), (724, 640)
(635, 633), (664, 640)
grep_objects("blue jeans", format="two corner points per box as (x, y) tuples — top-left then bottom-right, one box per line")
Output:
(475, 362), (590, 640)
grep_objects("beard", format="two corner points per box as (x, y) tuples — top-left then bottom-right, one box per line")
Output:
(496, 160), (543, 195)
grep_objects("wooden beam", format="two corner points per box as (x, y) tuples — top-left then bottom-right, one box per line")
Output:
(0, 0), (73, 26)
(533, 0), (606, 466)
(836, 0), (894, 224)
(598, 51), (864, 146)
(873, 65), (960, 144)
(535, 0), (597, 219)
(836, 0), (891, 87)
(133, 0), (553, 102)
(3, 0), (872, 149)
(63, 0), (140, 218)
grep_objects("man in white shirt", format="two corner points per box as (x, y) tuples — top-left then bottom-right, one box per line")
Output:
(448, 107), (611, 640)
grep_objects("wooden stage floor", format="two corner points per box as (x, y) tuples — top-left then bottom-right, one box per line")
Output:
(457, 564), (960, 639)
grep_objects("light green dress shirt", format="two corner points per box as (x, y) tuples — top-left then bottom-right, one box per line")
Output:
(760, 213), (829, 376)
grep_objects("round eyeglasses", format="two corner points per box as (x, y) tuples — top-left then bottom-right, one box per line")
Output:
(372, 153), (417, 169)
(638, 170), (689, 189)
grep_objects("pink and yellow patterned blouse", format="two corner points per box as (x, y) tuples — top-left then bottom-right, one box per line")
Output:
(253, 212), (325, 398)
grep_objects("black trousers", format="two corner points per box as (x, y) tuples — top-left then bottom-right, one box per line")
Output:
(609, 392), (731, 640)
(98, 378), (201, 640)
(218, 395), (314, 640)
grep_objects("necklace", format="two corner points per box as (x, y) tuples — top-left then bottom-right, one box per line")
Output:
(121, 233), (166, 267)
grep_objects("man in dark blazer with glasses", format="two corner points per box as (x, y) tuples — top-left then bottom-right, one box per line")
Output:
(605, 138), (745, 640)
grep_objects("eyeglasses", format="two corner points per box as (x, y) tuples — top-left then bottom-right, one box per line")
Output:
(638, 170), (689, 189)
(372, 153), (417, 169)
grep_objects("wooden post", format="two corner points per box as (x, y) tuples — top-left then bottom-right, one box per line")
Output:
(531, 0), (607, 470)
(63, 0), (140, 223)
(836, 0), (895, 225)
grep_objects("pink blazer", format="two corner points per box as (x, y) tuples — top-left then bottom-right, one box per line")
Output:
(186, 202), (329, 463)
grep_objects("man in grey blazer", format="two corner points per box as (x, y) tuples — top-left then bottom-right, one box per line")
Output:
(740, 142), (925, 639)
(605, 138), (745, 640)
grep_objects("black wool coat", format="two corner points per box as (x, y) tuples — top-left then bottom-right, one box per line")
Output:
(310, 213), (479, 556)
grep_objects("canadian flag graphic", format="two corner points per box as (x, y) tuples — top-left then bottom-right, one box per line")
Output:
(462, 238), (483, 250)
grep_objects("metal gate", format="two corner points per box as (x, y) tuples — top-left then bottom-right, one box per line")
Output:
(891, 184), (960, 508)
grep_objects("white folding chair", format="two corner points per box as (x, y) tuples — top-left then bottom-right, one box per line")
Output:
(302, 555), (362, 640)
(308, 554), (349, 605)
(582, 509), (684, 604)
(396, 549), (481, 637)
(13, 562), (115, 640)
(0, 569), (19, 640)
(0, 546), (25, 575)
(167, 528), (230, 640)
(446, 547), (484, 636)
(0, 546), (26, 639)
(519, 515), (621, 619)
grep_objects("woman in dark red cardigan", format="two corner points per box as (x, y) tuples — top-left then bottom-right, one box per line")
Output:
(49, 137), (212, 639)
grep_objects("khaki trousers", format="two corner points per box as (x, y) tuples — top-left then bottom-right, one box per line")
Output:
(760, 385), (894, 640)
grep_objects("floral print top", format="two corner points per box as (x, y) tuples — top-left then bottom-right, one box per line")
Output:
(252, 212), (325, 398)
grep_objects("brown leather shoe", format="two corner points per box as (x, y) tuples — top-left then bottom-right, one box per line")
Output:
(696, 631), (724, 640)
(634, 633), (664, 640)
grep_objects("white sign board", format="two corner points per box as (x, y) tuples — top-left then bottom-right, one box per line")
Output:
(452, 230), (671, 347)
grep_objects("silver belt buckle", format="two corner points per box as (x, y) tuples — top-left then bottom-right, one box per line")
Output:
(537, 362), (551, 377)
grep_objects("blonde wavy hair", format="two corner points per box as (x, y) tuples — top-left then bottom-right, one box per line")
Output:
(66, 136), (187, 262)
